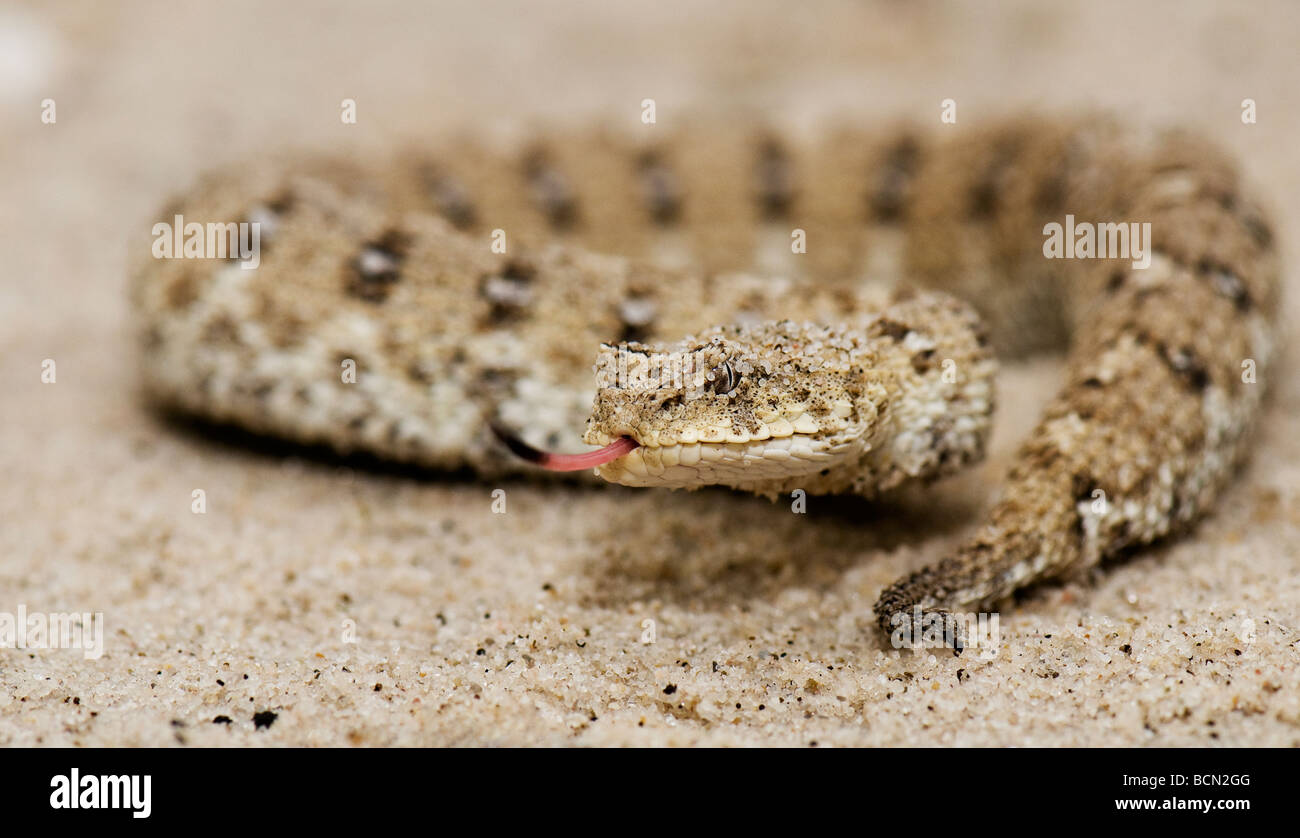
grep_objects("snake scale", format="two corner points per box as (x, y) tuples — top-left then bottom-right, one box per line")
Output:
(130, 115), (1280, 638)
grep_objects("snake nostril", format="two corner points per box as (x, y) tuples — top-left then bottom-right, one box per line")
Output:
(657, 394), (683, 412)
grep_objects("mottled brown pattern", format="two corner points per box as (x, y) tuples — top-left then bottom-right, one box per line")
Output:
(130, 116), (1280, 636)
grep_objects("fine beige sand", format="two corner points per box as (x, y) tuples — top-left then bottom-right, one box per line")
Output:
(1, 0), (1297, 746)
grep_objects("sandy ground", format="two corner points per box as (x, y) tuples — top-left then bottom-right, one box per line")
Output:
(1, 0), (1298, 746)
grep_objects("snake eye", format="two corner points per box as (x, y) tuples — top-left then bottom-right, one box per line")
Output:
(707, 361), (739, 396)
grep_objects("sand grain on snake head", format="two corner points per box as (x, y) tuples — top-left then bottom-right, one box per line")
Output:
(130, 115), (1281, 637)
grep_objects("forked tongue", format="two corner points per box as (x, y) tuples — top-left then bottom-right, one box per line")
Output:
(490, 424), (639, 472)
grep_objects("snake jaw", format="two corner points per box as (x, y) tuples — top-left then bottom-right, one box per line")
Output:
(592, 430), (860, 489)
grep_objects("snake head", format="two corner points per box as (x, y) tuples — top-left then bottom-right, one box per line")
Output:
(584, 321), (889, 490)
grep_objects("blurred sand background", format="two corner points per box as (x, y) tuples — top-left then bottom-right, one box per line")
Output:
(1, 0), (1298, 746)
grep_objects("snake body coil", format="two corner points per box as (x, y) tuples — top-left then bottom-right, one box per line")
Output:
(131, 116), (1280, 635)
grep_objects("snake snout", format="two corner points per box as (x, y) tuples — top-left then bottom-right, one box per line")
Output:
(587, 388), (669, 446)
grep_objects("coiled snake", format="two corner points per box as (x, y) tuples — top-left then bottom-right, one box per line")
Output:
(131, 116), (1280, 638)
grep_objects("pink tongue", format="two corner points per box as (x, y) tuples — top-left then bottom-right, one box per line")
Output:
(532, 437), (640, 471)
(491, 425), (639, 472)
